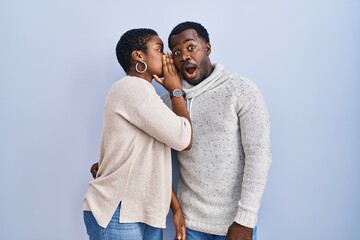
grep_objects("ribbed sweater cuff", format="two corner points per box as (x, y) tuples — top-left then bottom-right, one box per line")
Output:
(234, 210), (257, 228)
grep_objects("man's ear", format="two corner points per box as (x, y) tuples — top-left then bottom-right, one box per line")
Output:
(131, 51), (144, 61)
(205, 43), (211, 56)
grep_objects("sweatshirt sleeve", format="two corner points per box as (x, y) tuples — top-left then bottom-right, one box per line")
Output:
(234, 79), (272, 228)
(111, 78), (191, 151)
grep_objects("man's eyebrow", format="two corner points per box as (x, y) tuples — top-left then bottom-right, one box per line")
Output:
(170, 39), (194, 49)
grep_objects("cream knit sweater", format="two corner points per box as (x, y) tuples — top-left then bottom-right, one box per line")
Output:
(83, 76), (191, 228)
(162, 64), (272, 235)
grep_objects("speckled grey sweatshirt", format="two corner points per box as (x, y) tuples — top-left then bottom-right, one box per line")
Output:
(162, 63), (272, 235)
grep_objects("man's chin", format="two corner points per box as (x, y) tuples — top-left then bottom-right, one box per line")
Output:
(181, 72), (197, 82)
(184, 77), (202, 86)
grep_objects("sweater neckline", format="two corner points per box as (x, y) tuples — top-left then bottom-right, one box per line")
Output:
(182, 63), (227, 99)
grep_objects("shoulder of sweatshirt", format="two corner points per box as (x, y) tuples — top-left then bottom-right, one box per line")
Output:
(160, 92), (172, 108)
(222, 72), (264, 99)
(102, 77), (159, 114)
(107, 76), (156, 101)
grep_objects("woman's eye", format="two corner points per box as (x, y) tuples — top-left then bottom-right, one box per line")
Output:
(158, 48), (163, 52)
(173, 50), (181, 56)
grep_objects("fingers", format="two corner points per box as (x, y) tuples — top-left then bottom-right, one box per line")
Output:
(175, 227), (186, 240)
(181, 225), (186, 240)
(163, 53), (180, 80)
(162, 53), (168, 73)
(167, 53), (178, 74)
(174, 231), (185, 239)
(162, 52), (181, 92)
(163, 52), (176, 73)
(174, 233), (182, 240)
(167, 53), (176, 73)
(175, 224), (186, 240)
(90, 163), (98, 179)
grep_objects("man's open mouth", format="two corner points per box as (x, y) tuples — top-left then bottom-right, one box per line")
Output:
(185, 67), (196, 75)
(182, 63), (197, 77)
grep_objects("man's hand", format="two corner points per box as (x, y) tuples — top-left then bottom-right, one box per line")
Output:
(170, 187), (186, 240)
(226, 222), (253, 240)
(172, 209), (186, 240)
(90, 162), (98, 179)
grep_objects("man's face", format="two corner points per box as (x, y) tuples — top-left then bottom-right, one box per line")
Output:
(169, 29), (212, 85)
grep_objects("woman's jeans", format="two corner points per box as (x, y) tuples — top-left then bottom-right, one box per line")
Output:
(186, 226), (257, 240)
(83, 205), (162, 240)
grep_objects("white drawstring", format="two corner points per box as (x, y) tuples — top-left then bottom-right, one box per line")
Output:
(186, 97), (195, 118)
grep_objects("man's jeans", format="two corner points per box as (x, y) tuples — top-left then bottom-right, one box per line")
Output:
(186, 226), (257, 240)
(83, 205), (162, 240)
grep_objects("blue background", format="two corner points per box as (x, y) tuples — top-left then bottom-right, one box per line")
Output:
(1, 1), (359, 239)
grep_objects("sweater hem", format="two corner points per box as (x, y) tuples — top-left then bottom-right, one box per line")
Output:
(185, 219), (229, 236)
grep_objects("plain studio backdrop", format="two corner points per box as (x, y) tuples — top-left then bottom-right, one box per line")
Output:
(1, 1), (359, 239)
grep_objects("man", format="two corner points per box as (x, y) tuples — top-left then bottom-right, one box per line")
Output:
(163, 21), (271, 240)
(92, 22), (271, 240)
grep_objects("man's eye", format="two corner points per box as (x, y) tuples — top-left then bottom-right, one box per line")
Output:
(188, 45), (195, 51)
(173, 50), (181, 56)
(158, 48), (163, 52)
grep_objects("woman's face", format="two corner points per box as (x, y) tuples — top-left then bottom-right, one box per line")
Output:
(143, 35), (164, 77)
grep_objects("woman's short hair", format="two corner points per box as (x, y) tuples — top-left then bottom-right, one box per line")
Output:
(116, 28), (158, 73)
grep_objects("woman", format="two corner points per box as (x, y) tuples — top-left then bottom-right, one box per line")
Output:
(83, 28), (192, 240)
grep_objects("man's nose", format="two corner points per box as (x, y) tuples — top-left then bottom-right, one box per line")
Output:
(180, 51), (191, 62)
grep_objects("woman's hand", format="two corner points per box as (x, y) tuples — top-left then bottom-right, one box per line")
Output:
(153, 53), (182, 93)
(90, 162), (98, 178)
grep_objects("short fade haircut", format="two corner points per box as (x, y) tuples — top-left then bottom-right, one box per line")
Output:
(116, 28), (158, 73)
(168, 21), (210, 48)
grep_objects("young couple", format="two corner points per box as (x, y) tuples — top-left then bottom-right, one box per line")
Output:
(83, 21), (271, 240)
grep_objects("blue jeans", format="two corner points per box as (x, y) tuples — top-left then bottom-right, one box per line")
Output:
(83, 205), (162, 240)
(186, 226), (257, 240)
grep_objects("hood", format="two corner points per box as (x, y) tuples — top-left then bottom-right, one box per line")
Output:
(182, 63), (230, 99)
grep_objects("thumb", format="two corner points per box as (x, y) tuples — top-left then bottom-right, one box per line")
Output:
(153, 75), (164, 85)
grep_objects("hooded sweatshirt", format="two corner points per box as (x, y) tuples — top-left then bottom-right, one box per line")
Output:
(162, 63), (271, 235)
